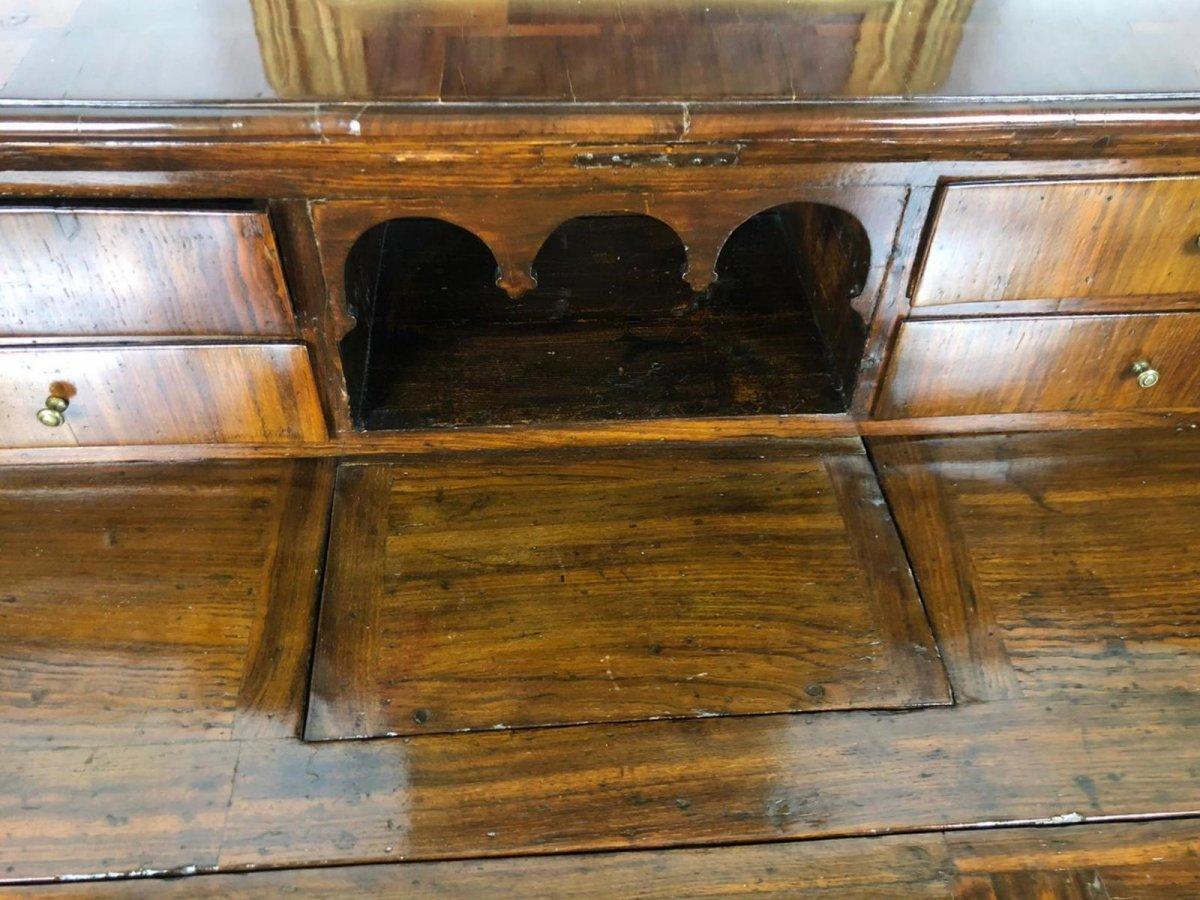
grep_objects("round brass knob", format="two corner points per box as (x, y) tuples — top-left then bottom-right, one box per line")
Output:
(36, 395), (69, 427)
(1131, 360), (1160, 389)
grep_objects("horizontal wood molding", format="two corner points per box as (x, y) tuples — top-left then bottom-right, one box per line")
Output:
(3, 102), (1200, 159)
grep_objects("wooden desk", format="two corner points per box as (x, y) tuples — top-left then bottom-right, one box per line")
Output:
(1, 0), (1199, 891)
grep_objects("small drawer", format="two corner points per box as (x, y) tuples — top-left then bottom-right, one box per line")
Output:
(0, 344), (327, 447)
(0, 206), (294, 338)
(912, 177), (1200, 311)
(875, 313), (1200, 418)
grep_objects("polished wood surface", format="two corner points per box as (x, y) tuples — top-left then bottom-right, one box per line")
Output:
(912, 177), (1200, 309)
(2, 2), (1200, 892)
(13, 819), (1196, 897)
(0, 460), (332, 746)
(0, 344), (327, 446)
(307, 440), (948, 739)
(2, 431), (1200, 881)
(0, 206), (294, 338)
(5, 687), (1197, 877)
(873, 428), (1200, 702)
(2, 0), (1199, 104)
(874, 313), (1200, 418)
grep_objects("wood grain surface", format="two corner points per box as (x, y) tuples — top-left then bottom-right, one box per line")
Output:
(3, 3), (1200, 891)
(874, 313), (1200, 418)
(0, 460), (333, 747)
(2, 432), (1200, 880)
(306, 440), (948, 739)
(9, 819), (1197, 897)
(913, 177), (1200, 308)
(0, 344), (328, 447)
(3, 689), (1197, 880)
(873, 428), (1200, 702)
(0, 206), (294, 338)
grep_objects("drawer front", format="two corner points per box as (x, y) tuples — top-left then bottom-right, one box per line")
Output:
(0, 344), (327, 447)
(913, 178), (1200, 309)
(0, 207), (294, 337)
(875, 313), (1200, 418)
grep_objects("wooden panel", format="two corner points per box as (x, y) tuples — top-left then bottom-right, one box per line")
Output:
(0, 460), (333, 747)
(5, 429), (1200, 877)
(874, 313), (1200, 418)
(0, 344), (328, 447)
(17, 819), (1199, 898)
(913, 178), (1200, 308)
(0, 742), (241, 880)
(306, 440), (949, 739)
(873, 429), (1200, 702)
(0, 207), (294, 338)
(3, 689), (1198, 879)
(232, 693), (1200, 869)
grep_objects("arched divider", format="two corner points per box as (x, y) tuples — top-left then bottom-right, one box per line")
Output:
(313, 186), (906, 431)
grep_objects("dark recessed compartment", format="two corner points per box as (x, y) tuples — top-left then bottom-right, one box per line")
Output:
(341, 206), (871, 430)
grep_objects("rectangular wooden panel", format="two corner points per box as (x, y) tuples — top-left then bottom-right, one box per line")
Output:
(8, 691), (1200, 880)
(305, 440), (950, 740)
(873, 429), (1200, 702)
(0, 343), (328, 446)
(913, 177), (1200, 308)
(874, 313), (1200, 418)
(0, 460), (334, 746)
(0, 206), (295, 337)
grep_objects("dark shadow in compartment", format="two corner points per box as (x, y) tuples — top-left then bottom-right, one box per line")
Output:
(341, 208), (871, 430)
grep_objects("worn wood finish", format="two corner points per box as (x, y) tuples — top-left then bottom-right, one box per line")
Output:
(913, 177), (1200, 309)
(14, 819), (1198, 897)
(306, 440), (948, 739)
(3, 434), (1200, 878)
(0, 344), (327, 447)
(0, 460), (333, 747)
(873, 429), (1200, 702)
(4, 690), (1198, 880)
(345, 213), (855, 429)
(0, 207), (294, 338)
(4, 0), (1200, 890)
(7, 104), (1200, 166)
(874, 313), (1200, 419)
(312, 186), (905, 341)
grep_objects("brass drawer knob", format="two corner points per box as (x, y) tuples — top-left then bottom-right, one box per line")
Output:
(36, 395), (69, 427)
(1131, 360), (1160, 389)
